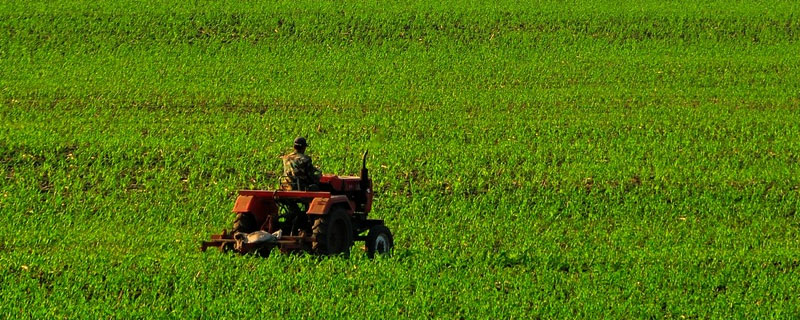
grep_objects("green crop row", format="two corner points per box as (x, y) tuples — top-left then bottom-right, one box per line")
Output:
(1, 0), (799, 318)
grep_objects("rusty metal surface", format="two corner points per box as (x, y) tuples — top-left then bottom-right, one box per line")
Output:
(319, 175), (362, 191)
(201, 230), (317, 254)
(306, 195), (355, 215)
(232, 195), (254, 213)
(238, 190), (332, 199)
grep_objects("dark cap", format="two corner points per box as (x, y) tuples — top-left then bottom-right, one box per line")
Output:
(293, 137), (308, 148)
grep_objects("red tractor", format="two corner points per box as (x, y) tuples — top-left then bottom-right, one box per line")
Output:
(201, 152), (393, 258)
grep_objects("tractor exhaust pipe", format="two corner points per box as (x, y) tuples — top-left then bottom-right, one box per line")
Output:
(360, 150), (369, 190)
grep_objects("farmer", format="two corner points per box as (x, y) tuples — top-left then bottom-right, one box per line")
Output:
(280, 137), (322, 233)
(281, 136), (322, 191)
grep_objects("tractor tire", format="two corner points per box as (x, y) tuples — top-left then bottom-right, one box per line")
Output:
(366, 225), (394, 259)
(312, 207), (354, 256)
(232, 213), (257, 234)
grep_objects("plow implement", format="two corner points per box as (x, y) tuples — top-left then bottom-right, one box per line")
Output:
(201, 229), (316, 255)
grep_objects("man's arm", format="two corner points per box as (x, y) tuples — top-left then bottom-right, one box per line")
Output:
(306, 158), (322, 182)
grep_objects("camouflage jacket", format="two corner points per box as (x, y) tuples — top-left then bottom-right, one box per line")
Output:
(281, 151), (321, 190)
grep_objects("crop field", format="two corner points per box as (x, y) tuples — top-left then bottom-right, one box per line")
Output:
(1, 0), (800, 318)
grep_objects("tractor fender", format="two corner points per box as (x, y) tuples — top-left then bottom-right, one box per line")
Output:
(306, 195), (354, 215)
(232, 195), (278, 224)
(233, 195), (258, 213)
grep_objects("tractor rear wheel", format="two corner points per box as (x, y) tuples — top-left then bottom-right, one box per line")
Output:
(366, 225), (394, 259)
(232, 213), (257, 234)
(312, 208), (354, 256)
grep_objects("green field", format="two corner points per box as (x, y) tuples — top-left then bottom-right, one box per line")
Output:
(2, 0), (800, 318)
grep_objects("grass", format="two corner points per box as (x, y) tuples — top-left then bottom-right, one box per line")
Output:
(1, 0), (799, 318)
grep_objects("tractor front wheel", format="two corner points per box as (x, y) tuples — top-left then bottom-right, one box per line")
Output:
(312, 208), (354, 256)
(366, 225), (394, 259)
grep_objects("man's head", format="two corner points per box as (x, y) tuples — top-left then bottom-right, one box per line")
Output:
(293, 137), (308, 152)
